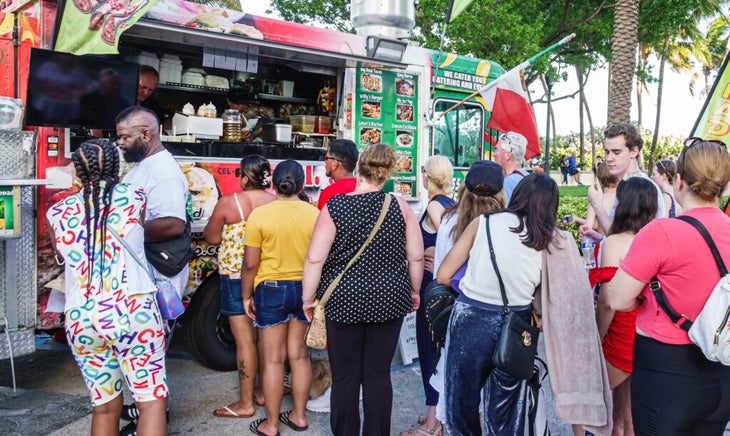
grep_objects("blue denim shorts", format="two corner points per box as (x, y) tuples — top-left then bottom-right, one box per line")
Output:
(253, 280), (308, 328)
(219, 275), (244, 316)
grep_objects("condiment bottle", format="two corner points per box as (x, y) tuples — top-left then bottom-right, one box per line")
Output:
(222, 109), (242, 142)
(197, 104), (207, 117)
(182, 102), (195, 116)
(206, 102), (217, 118)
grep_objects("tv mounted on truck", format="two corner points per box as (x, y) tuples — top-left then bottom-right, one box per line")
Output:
(23, 48), (139, 131)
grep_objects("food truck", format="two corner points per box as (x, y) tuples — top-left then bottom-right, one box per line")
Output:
(0, 0), (508, 369)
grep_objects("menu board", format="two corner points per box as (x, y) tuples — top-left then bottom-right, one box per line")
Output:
(0, 186), (21, 238)
(355, 66), (419, 199)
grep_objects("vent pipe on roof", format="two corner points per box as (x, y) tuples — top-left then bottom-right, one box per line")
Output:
(351, 0), (415, 40)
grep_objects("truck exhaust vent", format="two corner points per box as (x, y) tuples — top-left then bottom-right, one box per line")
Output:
(351, 0), (415, 40)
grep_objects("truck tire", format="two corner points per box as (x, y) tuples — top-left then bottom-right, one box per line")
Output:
(182, 272), (237, 371)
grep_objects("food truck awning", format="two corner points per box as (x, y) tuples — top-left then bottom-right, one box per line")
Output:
(122, 20), (409, 71)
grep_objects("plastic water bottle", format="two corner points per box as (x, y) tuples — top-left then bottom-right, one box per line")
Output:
(582, 236), (596, 269)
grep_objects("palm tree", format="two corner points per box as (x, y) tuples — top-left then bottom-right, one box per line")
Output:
(607, 0), (639, 125)
(689, 15), (730, 99)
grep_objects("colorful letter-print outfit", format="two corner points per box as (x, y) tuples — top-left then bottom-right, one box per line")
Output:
(47, 182), (168, 406)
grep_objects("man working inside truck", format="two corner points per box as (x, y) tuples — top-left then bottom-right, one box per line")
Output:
(88, 65), (169, 137)
(114, 105), (189, 435)
(226, 85), (263, 141)
(137, 65), (172, 126)
(317, 139), (359, 209)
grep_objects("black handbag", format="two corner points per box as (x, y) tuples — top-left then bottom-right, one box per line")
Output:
(144, 215), (195, 277)
(485, 215), (539, 380)
(424, 279), (457, 350)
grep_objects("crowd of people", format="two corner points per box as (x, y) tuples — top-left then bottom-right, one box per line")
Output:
(49, 117), (730, 436)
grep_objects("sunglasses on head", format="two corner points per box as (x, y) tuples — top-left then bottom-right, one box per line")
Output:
(684, 137), (727, 148)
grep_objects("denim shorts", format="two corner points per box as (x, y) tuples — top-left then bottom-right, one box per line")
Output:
(219, 275), (244, 316)
(253, 280), (308, 328)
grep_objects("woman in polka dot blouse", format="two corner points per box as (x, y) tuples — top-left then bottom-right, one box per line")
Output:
(302, 143), (424, 436)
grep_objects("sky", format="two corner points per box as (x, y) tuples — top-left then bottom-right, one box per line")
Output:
(244, 1), (708, 138)
(530, 64), (707, 138)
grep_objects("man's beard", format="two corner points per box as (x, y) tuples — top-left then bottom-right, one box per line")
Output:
(122, 137), (147, 163)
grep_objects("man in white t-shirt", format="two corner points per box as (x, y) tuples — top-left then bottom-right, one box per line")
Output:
(588, 123), (665, 234)
(116, 106), (189, 294)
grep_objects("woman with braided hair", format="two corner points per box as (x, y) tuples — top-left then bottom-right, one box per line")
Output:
(47, 138), (169, 435)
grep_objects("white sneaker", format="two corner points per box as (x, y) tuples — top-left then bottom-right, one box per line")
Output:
(306, 386), (331, 413)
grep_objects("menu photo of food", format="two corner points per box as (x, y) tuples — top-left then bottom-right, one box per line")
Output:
(360, 127), (382, 144)
(395, 77), (415, 96)
(395, 130), (414, 148)
(396, 155), (413, 173)
(361, 73), (383, 92)
(361, 101), (381, 119)
(395, 181), (414, 197)
(396, 103), (414, 122)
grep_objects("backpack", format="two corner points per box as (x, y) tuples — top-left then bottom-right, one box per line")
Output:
(423, 279), (457, 352)
(652, 215), (730, 365)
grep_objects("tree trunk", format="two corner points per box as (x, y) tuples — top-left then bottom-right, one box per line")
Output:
(607, 0), (639, 125)
(636, 47), (650, 131)
(580, 70), (596, 160)
(575, 66), (585, 164)
(649, 37), (670, 173)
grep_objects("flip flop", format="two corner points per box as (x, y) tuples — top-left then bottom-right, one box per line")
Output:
(212, 405), (254, 418)
(249, 418), (280, 436)
(278, 410), (308, 432)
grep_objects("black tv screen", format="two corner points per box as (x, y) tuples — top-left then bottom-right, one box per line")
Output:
(24, 48), (139, 130)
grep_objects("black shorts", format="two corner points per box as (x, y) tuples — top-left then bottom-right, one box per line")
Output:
(569, 169), (578, 175)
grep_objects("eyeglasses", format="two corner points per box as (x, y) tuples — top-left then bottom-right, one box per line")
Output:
(498, 133), (513, 153)
(324, 156), (341, 163)
(684, 137), (727, 148)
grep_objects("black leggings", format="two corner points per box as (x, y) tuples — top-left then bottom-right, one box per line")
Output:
(326, 317), (403, 436)
(631, 335), (730, 435)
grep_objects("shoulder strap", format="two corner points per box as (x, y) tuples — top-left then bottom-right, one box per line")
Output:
(433, 194), (455, 208)
(108, 227), (155, 282)
(317, 193), (392, 307)
(420, 195), (455, 223)
(676, 215), (727, 275)
(485, 214), (510, 312)
(513, 169), (528, 179)
(233, 192), (246, 221)
(650, 215), (726, 332)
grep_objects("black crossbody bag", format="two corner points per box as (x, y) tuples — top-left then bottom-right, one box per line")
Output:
(487, 215), (539, 380)
(144, 214), (195, 277)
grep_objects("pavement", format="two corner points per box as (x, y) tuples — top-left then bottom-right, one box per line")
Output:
(0, 331), (582, 435)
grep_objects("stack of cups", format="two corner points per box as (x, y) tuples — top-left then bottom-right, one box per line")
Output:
(159, 54), (183, 84)
(128, 52), (159, 72)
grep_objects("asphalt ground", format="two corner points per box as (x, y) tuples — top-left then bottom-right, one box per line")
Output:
(0, 330), (581, 435)
(3, 332), (730, 436)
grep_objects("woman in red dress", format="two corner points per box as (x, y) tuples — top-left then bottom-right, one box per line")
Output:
(590, 177), (658, 435)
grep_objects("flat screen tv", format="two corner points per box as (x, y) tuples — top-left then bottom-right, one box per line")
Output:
(24, 48), (139, 130)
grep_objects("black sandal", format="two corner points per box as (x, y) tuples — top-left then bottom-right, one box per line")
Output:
(249, 418), (280, 436)
(279, 410), (308, 431)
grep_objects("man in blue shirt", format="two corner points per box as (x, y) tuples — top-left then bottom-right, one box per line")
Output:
(567, 150), (582, 185)
(493, 131), (530, 204)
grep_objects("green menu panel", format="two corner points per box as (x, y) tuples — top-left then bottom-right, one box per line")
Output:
(355, 66), (419, 199)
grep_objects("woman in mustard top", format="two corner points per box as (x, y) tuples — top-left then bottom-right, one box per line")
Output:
(243, 160), (319, 436)
(204, 155), (275, 418)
